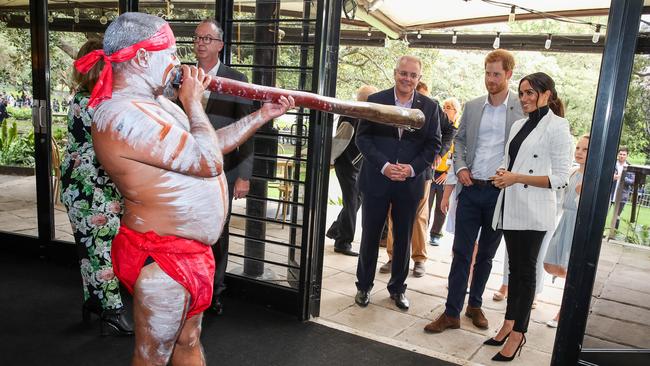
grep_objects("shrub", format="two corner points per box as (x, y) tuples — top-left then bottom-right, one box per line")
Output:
(0, 121), (35, 167)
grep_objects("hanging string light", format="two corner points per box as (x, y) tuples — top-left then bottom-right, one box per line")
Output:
(452, 30), (458, 44)
(99, 10), (108, 25)
(367, 27), (372, 37)
(592, 25), (601, 43)
(48, 12), (53, 23)
(73, 7), (79, 23)
(508, 5), (516, 23)
(417, 30), (422, 39)
(493, 32), (501, 49)
(544, 34), (552, 50)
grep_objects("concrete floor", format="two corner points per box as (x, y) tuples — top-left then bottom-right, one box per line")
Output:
(1, 174), (649, 365)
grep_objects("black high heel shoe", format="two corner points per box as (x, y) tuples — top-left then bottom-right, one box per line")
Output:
(483, 332), (511, 346)
(492, 334), (526, 362)
(100, 308), (134, 336)
(82, 301), (134, 336)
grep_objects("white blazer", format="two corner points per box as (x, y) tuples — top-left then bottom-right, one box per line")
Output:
(492, 110), (574, 231)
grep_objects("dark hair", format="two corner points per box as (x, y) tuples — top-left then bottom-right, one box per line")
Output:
(519, 72), (564, 117)
(73, 38), (104, 92)
(618, 146), (629, 153)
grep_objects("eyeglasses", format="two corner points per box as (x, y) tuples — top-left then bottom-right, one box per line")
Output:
(396, 70), (421, 80)
(193, 35), (222, 44)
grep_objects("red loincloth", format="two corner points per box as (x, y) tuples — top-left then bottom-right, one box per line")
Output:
(111, 225), (215, 319)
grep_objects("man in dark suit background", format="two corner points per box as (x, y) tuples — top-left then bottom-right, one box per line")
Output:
(194, 19), (253, 315)
(354, 55), (441, 310)
(326, 85), (378, 257)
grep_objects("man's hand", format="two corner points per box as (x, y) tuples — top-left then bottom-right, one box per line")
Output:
(178, 65), (211, 108)
(260, 96), (296, 121)
(434, 172), (448, 185)
(613, 172), (620, 181)
(384, 164), (408, 181)
(457, 169), (473, 187)
(233, 178), (250, 199)
(440, 195), (450, 214)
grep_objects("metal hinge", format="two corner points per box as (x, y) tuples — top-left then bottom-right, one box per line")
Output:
(32, 99), (47, 134)
(311, 281), (321, 297)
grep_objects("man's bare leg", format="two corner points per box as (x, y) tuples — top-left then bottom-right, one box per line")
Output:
(170, 314), (206, 366)
(132, 263), (190, 366)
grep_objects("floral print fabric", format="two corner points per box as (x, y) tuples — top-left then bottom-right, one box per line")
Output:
(60, 91), (124, 311)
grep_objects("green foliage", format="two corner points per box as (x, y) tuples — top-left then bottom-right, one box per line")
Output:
(0, 121), (35, 167)
(6, 106), (31, 120)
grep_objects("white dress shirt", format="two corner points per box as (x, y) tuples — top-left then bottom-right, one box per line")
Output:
(380, 88), (415, 177)
(200, 60), (221, 108)
(471, 93), (509, 180)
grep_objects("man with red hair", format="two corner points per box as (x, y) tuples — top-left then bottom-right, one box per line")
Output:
(80, 13), (294, 364)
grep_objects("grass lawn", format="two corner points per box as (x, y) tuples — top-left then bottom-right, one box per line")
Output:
(604, 203), (650, 245)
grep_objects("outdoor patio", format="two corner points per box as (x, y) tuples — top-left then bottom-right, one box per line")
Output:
(1, 172), (649, 365)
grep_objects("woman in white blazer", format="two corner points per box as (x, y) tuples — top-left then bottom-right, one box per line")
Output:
(484, 72), (573, 362)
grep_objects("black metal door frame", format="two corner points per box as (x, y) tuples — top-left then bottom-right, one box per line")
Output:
(551, 0), (646, 365)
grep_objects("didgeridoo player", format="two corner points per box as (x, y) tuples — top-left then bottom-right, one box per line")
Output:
(75, 12), (295, 364)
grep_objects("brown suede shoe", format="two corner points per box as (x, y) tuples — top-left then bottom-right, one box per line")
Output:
(424, 313), (460, 333)
(465, 306), (489, 329)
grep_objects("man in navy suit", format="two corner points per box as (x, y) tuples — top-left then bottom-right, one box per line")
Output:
(194, 19), (253, 315)
(354, 55), (441, 310)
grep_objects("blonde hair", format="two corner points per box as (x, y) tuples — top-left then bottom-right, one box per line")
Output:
(443, 97), (461, 112)
(356, 85), (378, 102)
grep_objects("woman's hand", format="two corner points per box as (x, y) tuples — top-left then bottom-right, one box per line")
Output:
(434, 171), (448, 185)
(260, 96), (296, 121)
(490, 169), (519, 189)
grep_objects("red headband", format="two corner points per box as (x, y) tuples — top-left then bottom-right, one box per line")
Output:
(74, 23), (176, 108)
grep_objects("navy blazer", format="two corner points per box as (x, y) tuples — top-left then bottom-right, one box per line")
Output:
(356, 88), (442, 199)
(204, 64), (254, 185)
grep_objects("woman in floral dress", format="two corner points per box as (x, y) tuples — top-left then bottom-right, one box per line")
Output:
(60, 39), (132, 336)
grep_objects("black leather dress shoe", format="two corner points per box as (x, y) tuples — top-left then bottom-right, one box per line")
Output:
(390, 293), (410, 310)
(355, 290), (370, 307)
(210, 298), (224, 315)
(334, 247), (359, 256)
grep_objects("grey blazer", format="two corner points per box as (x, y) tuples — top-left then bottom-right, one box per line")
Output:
(453, 91), (524, 194)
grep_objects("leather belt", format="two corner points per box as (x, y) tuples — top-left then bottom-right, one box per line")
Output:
(471, 178), (493, 186)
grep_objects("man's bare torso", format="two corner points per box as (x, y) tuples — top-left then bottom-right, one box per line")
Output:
(92, 94), (227, 245)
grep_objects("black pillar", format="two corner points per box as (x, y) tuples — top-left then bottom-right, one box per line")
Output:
(551, 1), (644, 365)
(118, 0), (138, 14)
(243, 0), (280, 277)
(29, 0), (53, 242)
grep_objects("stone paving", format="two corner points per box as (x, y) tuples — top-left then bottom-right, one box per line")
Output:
(1, 173), (649, 365)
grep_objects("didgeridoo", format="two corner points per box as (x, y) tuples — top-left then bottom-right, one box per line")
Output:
(173, 72), (425, 129)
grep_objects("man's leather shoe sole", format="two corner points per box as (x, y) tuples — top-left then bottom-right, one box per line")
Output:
(355, 290), (370, 307)
(334, 247), (359, 256)
(424, 313), (460, 333)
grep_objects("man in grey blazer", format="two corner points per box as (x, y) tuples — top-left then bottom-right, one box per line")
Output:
(194, 19), (254, 315)
(425, 49), (524, 333)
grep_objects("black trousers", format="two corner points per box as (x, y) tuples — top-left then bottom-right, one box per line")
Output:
(356, 183), (420, 295)
(503, 229), (546, 333)
(213, 181), (235, 298)
(327, 157), (362, 249)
